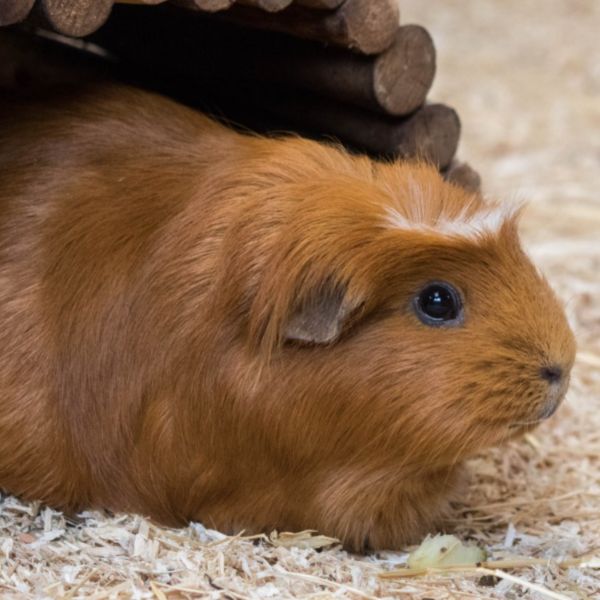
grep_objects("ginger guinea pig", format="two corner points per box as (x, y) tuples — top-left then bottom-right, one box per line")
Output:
(0, 85), (575, 551)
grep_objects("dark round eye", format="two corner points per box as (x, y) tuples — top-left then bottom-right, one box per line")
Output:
(414, 282), (462, 326)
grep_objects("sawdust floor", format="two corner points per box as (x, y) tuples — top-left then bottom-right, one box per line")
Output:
(1, 0), (599, 598)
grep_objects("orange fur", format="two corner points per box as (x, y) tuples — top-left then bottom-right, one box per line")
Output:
(0, 85), (575, 550)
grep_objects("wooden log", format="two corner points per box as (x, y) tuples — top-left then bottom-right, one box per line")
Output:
(30, 0), (114, 36)
(250, 89), (461, 167)
(246, 25), (435, 115)
(85, 4), (457, 165)
(443, 161), (482, 193)
(92, 6), (432, 116)
(223, 0), (400, 54)
(373, 26), (436, 114)
(171, 0), (234, 12)
(386, 104), (460, 167)
(189, 78), (459, 166)
(0, 0), (36, 26)
(238, 0), (294, 12)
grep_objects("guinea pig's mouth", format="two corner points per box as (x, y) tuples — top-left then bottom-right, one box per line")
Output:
(507, 377), (569, 430)
(507, 398), (563, 430)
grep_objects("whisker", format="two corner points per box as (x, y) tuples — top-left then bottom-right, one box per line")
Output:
(509, 419), (545, 427)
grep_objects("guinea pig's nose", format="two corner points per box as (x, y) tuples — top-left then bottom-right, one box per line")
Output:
(540, 365), (563, 385)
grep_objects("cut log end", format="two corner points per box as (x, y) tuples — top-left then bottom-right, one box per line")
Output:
(337, 0), (400, 54)
(32, 0), (114, 37)
(374, 25), (436, 115)
(444, 161), (482, 194)
(394, 104), (461, 168)
(0, 0), (36, 26)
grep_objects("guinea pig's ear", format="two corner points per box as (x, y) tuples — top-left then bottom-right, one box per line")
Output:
(249, 269), (367, 354)
(284, 281), (363, 345)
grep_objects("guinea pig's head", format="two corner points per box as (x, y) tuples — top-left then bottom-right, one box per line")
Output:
(242, 159), (576, 469)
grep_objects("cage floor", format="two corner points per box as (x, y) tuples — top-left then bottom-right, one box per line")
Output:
(0, 0), (599, 598)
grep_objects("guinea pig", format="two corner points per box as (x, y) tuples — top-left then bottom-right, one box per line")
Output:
(0, 84), (575, 551)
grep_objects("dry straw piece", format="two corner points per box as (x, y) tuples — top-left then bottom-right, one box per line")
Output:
(0, 0), (599, 598)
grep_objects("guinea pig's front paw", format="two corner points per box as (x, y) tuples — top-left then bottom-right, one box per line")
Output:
(311, 465), (464, 552)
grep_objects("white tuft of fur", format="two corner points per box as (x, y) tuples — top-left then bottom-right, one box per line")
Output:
(385, 202), (522, 240)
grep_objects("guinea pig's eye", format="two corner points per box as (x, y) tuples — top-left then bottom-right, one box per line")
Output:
(414, 282), (463, 327)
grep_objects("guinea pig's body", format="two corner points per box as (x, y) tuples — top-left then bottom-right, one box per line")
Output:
(0, 86), (575, 550)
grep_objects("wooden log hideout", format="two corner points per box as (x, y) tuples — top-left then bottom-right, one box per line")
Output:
(0, 0), (480, 188)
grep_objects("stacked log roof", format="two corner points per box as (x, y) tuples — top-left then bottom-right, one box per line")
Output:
(0, 0), (479, 188)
